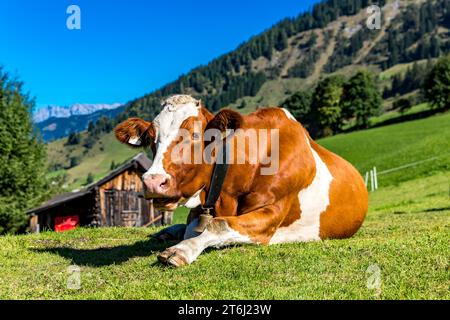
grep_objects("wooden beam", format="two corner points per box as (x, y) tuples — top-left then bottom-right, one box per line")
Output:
(143, 214), (162, 227)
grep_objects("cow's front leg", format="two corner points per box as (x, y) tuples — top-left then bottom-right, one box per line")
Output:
(151, 224), (186, 241)
(157, 218), (253, 266)
(152, 206), (205, 241)
(158, 205), (285, 267)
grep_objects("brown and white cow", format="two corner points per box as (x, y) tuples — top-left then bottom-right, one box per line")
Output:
(115, 94), (368, 267)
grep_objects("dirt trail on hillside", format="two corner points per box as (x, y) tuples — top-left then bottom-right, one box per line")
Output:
(354, 0), (400, 64)
(308, 28), (337, 83)
(280, 39), (302, 77)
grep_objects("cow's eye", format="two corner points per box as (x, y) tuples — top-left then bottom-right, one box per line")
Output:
(192, 133), (201, 140)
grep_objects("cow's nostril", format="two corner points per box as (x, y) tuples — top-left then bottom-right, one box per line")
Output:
(160, 178), (169, 189)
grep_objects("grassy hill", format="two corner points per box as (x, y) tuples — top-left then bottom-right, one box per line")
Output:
(319, 110), (450, 186)
(47, 132), (140, 189)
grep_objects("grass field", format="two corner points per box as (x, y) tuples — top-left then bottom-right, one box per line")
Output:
(47, 132), (141, 189)
(378, 59), (430, 81)
(368, 101), (429, 126)
(319, 111), (450, 186)
(0, 171), (448, 299)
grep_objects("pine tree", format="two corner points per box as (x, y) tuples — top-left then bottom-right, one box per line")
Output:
(393, 98), (412, 114)
(66, 132), (80, 145)
(86, 173), (94, 185)
(423, 54), (450, 111)
(281, 90), (312, 125)
(310, 75), (345, 137)
(430, 35), (440, 57)
(87, 121), (95, 134)
(341, 70), (382, 129)
(0, 69), (49, 234)
(69, 156), (80, 168)
(275, 29), (288, 51)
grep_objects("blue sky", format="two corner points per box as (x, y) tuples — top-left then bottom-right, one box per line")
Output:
(0, 0), (319, 109)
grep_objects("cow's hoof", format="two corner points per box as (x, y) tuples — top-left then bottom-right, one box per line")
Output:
(157, 248), (188, 267)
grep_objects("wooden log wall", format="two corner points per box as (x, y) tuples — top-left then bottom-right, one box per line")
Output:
(98, 168), (149, 226)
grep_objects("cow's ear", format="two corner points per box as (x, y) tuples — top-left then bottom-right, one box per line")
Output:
(206, 109), (243, 133)
(114, 118), (155, 148)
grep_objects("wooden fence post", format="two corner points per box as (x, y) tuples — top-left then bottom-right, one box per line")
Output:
(373, 166), (378, 190)
(162, 211), (173, 225)
(370, 169), (375, 192)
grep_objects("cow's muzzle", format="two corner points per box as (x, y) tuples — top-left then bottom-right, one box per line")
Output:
(143, 174), (171, 198)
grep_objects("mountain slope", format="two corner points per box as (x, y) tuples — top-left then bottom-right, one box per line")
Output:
(33, 103), (123, 123)
(119, 0), (449, 120)
(36, 105), (125, 142)
(120, 0), (390, 120)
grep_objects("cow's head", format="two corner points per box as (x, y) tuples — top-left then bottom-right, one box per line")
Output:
(115, 95), (242, 210)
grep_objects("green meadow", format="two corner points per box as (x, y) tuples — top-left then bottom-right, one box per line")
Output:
(319, 111), (450, 186)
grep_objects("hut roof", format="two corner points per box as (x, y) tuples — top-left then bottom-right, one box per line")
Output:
(27, 153), (152, 215)
(27, 189), (92, 215)
(86, 152), (152, 189)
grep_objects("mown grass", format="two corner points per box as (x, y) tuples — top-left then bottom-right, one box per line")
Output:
(318, 111), (450, 186)
(368, 102), (429, 126)
(0, 171), (448, 300)
(378, 59), (430, 80)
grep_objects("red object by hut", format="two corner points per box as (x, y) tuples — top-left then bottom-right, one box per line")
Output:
(54, 215), (79, 232)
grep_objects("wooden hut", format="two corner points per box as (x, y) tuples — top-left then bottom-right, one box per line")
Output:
(27, 153), (172, 233)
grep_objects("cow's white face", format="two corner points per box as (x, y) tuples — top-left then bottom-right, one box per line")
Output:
(115, 94), (243, 210)
(142, 98), (200, 179)
(115, 95), (214, 210)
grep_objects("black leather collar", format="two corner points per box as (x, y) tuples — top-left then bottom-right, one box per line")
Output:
(202, 139), (229, 215)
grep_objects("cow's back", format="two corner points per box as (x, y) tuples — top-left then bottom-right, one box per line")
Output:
(262, 108), (368, 242)
(216, 107), (368, 242)
(309, 138), (368, 239)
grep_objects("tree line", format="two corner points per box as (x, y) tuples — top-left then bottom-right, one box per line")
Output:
(382, 60), (434, 100)
(282, 55), (450, 139)
(282, 70), (381, 138)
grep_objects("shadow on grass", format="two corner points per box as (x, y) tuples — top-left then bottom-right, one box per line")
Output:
(392, 206), (450, 215)
(343, 108), (445, 133)
(32, 236), (178, 267)
(422, 206), (450, 213)
(371, 108), (445, 128)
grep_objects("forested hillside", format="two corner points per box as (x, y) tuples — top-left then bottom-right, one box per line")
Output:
(116, 0), (449, 120)
(122, 0), (387, 121)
